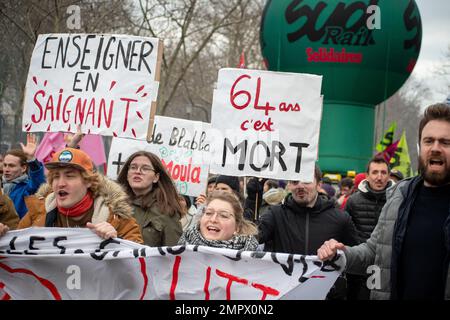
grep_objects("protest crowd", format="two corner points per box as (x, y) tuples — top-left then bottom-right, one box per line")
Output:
(1, 101), (449, 300)
(0, 17), (448, 300)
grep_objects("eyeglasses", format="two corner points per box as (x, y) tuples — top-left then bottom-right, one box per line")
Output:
(203, 208), (235, 220)
(129, 164), (156, 174)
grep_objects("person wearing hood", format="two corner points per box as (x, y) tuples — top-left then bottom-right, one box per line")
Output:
(258, 164), (359, 299)
(344, 156), (394, 299)
(259, 180), (287, 217)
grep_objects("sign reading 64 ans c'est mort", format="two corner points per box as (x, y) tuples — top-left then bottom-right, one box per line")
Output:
(210, 68), (323, 182)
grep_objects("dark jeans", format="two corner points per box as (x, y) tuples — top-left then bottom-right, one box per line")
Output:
(347, 274), (370, 300)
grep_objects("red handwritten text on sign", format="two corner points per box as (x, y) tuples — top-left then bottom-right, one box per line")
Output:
(230, 74), (302, 132)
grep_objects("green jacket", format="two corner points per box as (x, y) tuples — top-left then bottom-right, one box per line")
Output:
(131, 192), (182, 247)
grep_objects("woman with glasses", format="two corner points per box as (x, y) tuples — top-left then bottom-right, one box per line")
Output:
(178, 191), (259, 250)
(117, 151), (183, 246)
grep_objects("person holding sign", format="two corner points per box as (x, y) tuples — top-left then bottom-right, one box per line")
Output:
(178, 191), (259, 250)
(117, 151), (183, 246)
(2, 133), (45, 219)
(13, 148), (143, 243)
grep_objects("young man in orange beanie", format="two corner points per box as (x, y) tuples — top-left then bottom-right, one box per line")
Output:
(0, 148), (143, 243)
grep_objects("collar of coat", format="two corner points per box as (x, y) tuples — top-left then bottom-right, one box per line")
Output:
(358, 179), (395, 197)
(34, 174), (133, 223)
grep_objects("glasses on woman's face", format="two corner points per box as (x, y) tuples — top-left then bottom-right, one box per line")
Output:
(128, 164), (156, 174)
(203, 208), (234, 220)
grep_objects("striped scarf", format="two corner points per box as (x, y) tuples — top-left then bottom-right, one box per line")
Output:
(178, 223), (258, 251)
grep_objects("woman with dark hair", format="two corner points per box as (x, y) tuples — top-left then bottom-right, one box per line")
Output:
(117, 151), (183, 246)
(178, 191), (259, 251)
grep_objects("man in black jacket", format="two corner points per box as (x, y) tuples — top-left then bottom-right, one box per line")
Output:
(344, 156), (393, 299)
(258, 164), (359, 299)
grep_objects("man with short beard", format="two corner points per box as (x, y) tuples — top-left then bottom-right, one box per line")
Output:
(258, 164), (359, 299)
(318, 103), (450, 300)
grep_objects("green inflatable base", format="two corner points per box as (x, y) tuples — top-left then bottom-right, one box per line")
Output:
(317, 102), (375, 175)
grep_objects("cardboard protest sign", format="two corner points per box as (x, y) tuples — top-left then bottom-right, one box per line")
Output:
(0, 228), (345, 300)
(108, 116), (211, 196)
(210, 68), (323, 182)
(22, 34), (163, 139)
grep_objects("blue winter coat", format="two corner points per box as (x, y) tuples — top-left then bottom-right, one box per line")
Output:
(8, 162), (45, 219)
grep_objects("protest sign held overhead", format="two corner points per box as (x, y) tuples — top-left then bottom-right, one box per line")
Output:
(22, 34), (163, 139)
(108, 116), (211, 196)
(210, 68), (323, 182)
(0, 228), (345, 300)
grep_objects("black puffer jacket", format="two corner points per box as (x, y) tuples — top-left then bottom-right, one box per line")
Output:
(258, 194), (360, 255)
(345, 179), (394, 241)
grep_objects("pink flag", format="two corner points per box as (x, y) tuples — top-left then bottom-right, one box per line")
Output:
(376, 140), (399, 163)
(78, 134), (107, 166)
(35, 132), (65, 164)
(35, 132), (106, 166)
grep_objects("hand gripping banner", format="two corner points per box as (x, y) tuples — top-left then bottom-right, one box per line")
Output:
(0, 228), (345, 300)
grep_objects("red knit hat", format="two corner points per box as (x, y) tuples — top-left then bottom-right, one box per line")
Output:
(353, 173), (366, 190)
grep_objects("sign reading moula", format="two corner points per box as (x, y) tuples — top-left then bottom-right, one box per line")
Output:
(260, 0), (422, 173)
(260, 0), (422, 106)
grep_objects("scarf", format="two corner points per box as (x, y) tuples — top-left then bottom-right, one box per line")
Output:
(57, 192), (94, 217)
(178, 224), (259, 251)
(2, 174), (29, 196)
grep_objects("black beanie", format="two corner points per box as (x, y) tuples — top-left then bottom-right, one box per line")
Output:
(215, 175), (240, 193)
(208, 175), (218, 185)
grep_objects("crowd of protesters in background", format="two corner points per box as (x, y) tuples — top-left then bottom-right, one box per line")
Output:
(0, 103), (449, 300)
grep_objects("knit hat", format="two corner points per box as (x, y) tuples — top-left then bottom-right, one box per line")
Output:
(215, 175), (240, 193)
(207, 175), (218, 185)
(45, 148), (94, 173)
(353, 173), (366, 190)
(321, 183), (336, 198)
(263, 188), (287, 205)
(390, 169), (404, 181)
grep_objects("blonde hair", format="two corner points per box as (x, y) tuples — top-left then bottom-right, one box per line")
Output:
(204, 191), (258, 236)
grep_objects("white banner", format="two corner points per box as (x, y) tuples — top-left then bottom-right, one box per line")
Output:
(210, 68), (323, 182)
(108, 116), (211, 197)
(22, 34), (162, 139)
(0, 228), (345, 300)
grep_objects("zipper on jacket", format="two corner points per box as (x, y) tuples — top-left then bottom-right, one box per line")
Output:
(305, 212), (309, 254)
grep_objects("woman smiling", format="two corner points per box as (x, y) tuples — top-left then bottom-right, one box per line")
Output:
(178, 191), (258, 251)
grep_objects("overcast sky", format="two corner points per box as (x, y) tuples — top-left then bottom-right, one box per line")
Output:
(410, 0), (449, 107)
